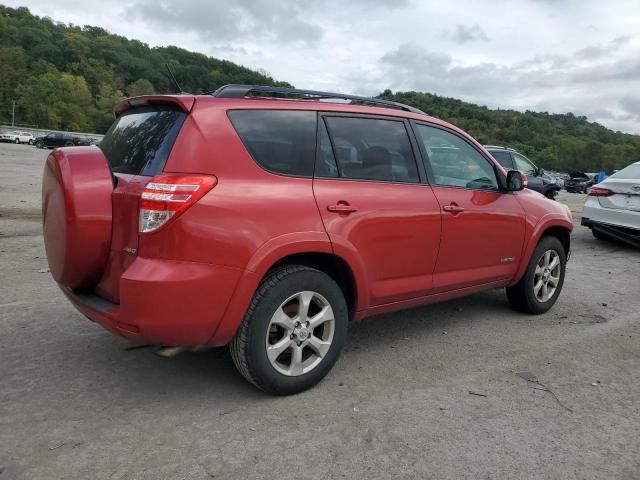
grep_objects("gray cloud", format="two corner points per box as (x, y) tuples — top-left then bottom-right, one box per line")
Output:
(378, 36), (640, 133)
(128, 0), (323, 44)
(449, 24), (488, 44)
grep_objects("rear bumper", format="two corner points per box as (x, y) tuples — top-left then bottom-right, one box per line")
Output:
(62, 257), (243, 346)
(583, 196), (640, 231)
(581, 218), (640, 247)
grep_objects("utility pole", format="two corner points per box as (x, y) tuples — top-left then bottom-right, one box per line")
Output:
(12, 100), (15, 127)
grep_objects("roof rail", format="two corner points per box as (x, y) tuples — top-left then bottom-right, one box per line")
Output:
(211, 84), (427, 115)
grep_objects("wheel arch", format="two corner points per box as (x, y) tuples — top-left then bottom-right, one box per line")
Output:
(510, 217), (572, 286)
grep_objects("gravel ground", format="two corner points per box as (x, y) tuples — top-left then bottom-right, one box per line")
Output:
(1, 142), (639, 479)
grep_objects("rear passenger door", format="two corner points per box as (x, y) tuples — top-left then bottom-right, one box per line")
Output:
(413, 123), (526, 291)
(313, 114), (442, 307)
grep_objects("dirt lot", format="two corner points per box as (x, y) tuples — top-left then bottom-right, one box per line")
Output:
(1, 142), (639, 479)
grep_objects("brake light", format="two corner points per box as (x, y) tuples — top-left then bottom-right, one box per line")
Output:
(587, 186), (613, 197)
(521, 172), (528, 188)
(139, 174), (217, 233)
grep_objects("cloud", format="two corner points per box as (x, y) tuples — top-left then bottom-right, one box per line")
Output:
(127, 0), (323, 45)
(449, 24), (488, 44)
(377, 36), (640, 133)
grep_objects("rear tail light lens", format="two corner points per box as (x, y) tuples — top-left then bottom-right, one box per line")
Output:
(520, 172), (528, 188)
(587, 186), (613, 197)
(139, 175), (217, 233)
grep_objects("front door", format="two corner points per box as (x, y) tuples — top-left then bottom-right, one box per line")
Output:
(413, 123), (526, 292)
(313, 114), (442, 307)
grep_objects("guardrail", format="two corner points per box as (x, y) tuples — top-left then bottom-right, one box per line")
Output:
(0, 125), (104, 141)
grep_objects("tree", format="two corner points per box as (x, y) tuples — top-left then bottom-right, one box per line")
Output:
(125, 78), (155, 97)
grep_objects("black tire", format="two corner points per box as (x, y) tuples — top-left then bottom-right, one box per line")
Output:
(230, 265), (348, 395)
(14, 138), (19, 144)
(544, 189), (558, 200)
(35, 141), (43, 149)
(506, 236), (567, 314)
(64, 141), (74, 147)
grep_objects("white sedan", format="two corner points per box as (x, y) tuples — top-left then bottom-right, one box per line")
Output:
(582, 161), (640, 247)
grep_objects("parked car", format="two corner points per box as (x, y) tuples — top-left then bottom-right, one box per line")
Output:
(0, 130), (35, 144)
(484, 146), (561, 199)
(582, 161), (640, 247)
(34, 133), (82, 149)
(41, 85), (573, 395)
(565, 172), (597, 193)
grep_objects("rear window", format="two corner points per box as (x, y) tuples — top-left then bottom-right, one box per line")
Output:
(228, 110), (317, 176)
(100, 106), (186, 175)
(611, 163), (640, 179)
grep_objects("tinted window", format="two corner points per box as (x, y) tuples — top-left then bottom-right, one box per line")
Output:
(416, 124), (498, 190)
(316, 119), (339, 178)
(100, 106), (186, 175)
(488, 150), (513, 169)
(513, 153), (537, 175)
(228, 110), (317, 176)
(322, 116), (419, 183)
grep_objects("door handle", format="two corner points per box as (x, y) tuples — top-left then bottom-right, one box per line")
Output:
(327, 202), (357, 214)
(443, 203), (465, 214)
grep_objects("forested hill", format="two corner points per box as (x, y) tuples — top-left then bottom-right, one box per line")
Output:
(0, 5), (289, 133)
(379, 91), (640, 172)
(1, 6), (639, 172)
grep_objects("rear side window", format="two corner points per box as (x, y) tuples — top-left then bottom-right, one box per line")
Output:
(488, 150), (513, 169)
(228, 110), (317, 176)
(321, 116), (419, 183)
(100, 106), (186, 176)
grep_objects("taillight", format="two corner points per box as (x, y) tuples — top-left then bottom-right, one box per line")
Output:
(139, 174), (217, 233)
(587, 186), (613, 197)
(521, 172), (528, 188)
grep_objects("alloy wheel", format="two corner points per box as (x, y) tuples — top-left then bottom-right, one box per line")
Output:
(533, 249), (561, 302)
(265, 290), (335, 376)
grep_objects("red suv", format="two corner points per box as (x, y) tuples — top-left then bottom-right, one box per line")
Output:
(42, 85), (573, 395)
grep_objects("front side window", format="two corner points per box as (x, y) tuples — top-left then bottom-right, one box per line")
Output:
(228, 110), (317, 176)
(513, 153), (537, 175)
(416, 124), (498, 190)
(321, 116), (419, 183)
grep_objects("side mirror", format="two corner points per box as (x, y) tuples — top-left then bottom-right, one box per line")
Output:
(537, 167), (544, 176)
(507, 170), (526, 191)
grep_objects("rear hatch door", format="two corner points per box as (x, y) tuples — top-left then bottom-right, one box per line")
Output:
(94, 103), (189, 303)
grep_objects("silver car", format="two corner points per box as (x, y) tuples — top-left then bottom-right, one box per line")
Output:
(582, 161), (640, 247)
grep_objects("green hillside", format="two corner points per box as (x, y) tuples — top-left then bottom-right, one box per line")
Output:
(1, 5), (638, 172)
(0, 5), (289, 133)
(379, 91), (640, 172)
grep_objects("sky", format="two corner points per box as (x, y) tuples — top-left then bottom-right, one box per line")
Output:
(8, 0), (640, 134)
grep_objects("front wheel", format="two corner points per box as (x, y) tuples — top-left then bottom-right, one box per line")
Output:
(544, 189), (558, 200)
(35, 141), (43, 148)
(13, 138), (19, 144)
(230, 265), (348, 395)
(506, 236), (567, 314)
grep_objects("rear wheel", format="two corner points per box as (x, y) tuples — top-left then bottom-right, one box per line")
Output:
(230, 265), (348, 395)
(13, 138), (19, 144)
(544, 189), (558, 200)
(64, 141), (74, 146)
(35, 141), (43, 148)
(506, 236), (566, 314)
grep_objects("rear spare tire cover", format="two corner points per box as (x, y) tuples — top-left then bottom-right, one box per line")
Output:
(42, 146), (113, 289)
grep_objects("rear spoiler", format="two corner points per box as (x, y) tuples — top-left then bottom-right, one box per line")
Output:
(114, 95), (196, 117)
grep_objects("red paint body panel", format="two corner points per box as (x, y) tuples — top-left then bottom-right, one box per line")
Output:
(43, 93), (573, 348)
(313, 179), (441, 306)
(42, 147), (113, 288)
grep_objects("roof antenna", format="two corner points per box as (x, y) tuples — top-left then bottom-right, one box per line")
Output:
(165, 63), (187, 94)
